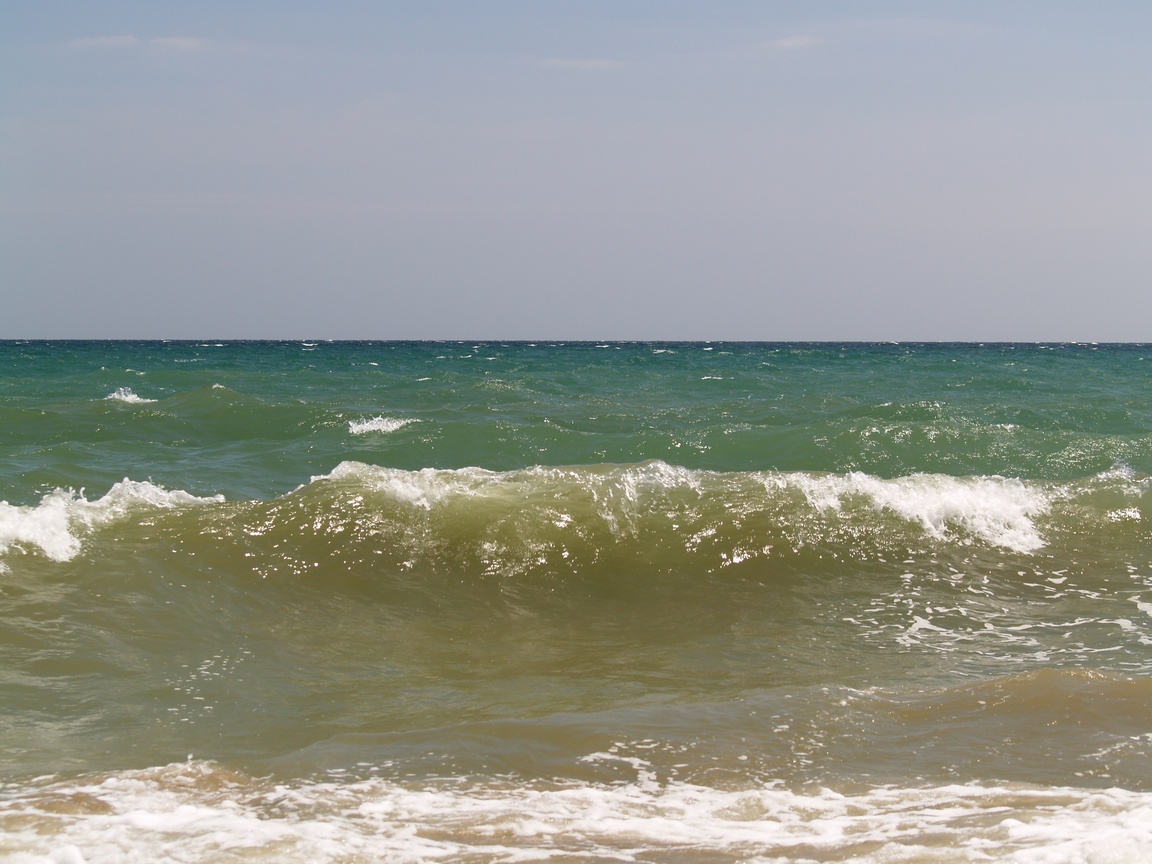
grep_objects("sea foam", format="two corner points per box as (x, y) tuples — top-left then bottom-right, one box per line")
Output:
(348, 417), (416, 434)
(103, 387), (156, 404)
(0, 481), (223, 563)
(313, 460), (1051, 552)
(4, 761), (1152, 864)
(317, 461), (500, 509)
(783, 471), (1051, 553)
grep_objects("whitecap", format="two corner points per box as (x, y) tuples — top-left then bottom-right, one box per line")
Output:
(104, 387), (156, 404)
(310, 461), (1051, 552)
(0, 481), (224, 563)
(348, 417), (417, 435)
(315, 462), (497, 509)
(780, 471), (1050, 553)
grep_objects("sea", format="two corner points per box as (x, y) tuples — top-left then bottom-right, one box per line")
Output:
(3, 340), (1152, 863)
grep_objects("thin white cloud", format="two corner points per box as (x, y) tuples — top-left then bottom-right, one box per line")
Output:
(768, 35), (821, 50)
(541, 58), (621, 70)
(149, 36), (205, 51)
(69, 35), (140, 49)
(67, 35), (206, 51)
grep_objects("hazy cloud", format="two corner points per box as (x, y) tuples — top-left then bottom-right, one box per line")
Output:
(149, 36), (206, 51)
(768, 35), (821, 50)
(541, 58), (621, 70)
(68, 35), (205, 51)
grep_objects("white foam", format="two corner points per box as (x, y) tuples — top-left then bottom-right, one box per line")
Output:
(103, 387), (156, 404)
(312, 461), (1054, 551)
(348, 417), (417, 435)
(0, 489), (79, 561)
(317, 462), (500, 509)
(0, 481), (224, 563)
(313, 460), (705, 520)
(783, 472), (1050, 552)
(1091, 464), (1152, 499)
(4, 763), (1152, 863)
(1109, 508), (1142, 522)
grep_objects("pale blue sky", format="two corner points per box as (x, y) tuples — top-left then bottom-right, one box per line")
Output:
(3, 2), (1151, 339)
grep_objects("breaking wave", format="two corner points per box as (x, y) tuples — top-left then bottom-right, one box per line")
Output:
(103, 387), (156, 404)
(0, 481), (223, 563)
(2, 461), (1147, 572)
(4, 761), (1152, 863)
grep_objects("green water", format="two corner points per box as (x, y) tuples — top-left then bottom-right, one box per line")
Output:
(5, 341), (1151, 500)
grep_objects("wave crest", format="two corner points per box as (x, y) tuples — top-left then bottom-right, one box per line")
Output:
(315, 460), (1051, 553)
(104, 387), (156, 404)
(784, 471), (1050, 552)
(7, 463), (1147, 572)
(0, 481), (224, 563)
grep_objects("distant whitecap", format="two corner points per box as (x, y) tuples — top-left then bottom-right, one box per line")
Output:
(349, 417), (417, 435)
(104, 387), (156, 404)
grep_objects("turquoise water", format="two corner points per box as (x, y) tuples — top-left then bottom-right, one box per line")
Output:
(3, 341), (1152, 862)
(5, 342), (1151, 497)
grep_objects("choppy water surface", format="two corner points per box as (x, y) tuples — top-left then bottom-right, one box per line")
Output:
(3, 341), (1152, 862)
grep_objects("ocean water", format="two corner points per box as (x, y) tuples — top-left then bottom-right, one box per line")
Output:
(3, 340), (1152, 862)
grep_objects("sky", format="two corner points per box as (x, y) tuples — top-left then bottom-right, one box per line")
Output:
(3, 1), (1151, 339)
